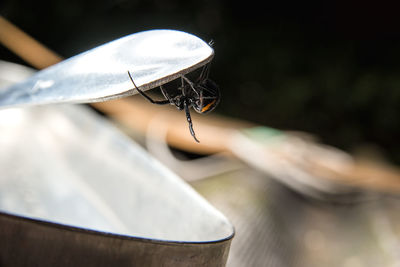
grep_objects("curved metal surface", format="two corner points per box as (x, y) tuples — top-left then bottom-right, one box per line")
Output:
(0, 29), (214, 108)
(0, 213), (231, 266)
(0, 104), (233, 266)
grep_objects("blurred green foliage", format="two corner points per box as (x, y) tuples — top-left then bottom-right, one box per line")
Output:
(1, 0), (400, 163)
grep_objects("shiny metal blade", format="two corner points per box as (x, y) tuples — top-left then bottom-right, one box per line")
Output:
(0, 29), (214, 108)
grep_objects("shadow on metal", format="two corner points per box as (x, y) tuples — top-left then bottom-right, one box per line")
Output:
(0, 213), (231, 266)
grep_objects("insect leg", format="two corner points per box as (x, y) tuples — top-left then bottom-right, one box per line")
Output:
(198, 62), (211, 81)
(128, 71), (170, 105)
(159, 84), (174, 103)
(183, 99), (200, 143)
(181, 75), (200, 97)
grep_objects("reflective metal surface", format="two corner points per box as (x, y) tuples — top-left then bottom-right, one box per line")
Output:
(0, 29), (214, 108)
(0, 104), (233, 266)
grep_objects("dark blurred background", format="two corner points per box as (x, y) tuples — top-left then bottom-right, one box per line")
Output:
(1, 0), (400, 163)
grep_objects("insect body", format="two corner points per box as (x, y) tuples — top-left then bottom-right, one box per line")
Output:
(128, 62), (220, 142)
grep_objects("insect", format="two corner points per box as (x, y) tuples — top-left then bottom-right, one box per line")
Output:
(127, 62), (220, 143)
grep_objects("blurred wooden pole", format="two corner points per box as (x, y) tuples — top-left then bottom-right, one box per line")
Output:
(2, 15), (400, 195)
(91, 98), (250, 154)
(0, 16), (62, 69)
